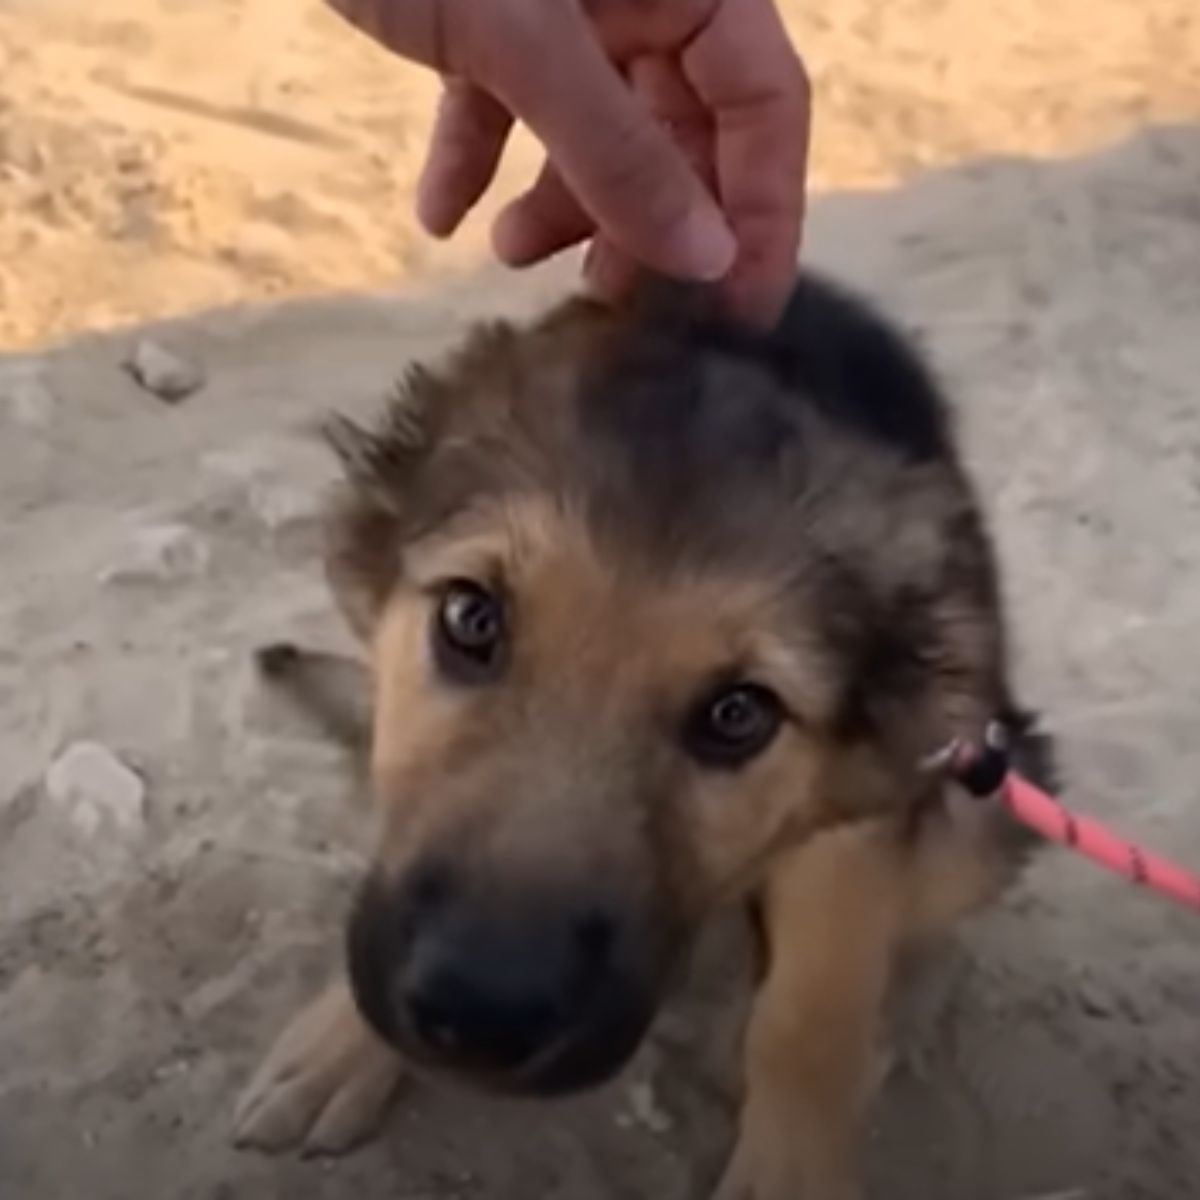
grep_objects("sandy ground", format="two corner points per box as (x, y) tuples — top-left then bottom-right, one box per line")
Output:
(3, 1), (1200, 1198)
(2, 0), (1199, 349)
(3, 112), (1200, 1198)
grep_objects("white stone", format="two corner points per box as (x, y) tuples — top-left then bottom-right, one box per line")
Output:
(99, 521), (210, 584)
(247, 479), (322, 530)
(624, 1079), (673, 1135)
(125, 338), (206, 403)
(45, 742), (146, 838)
(0, 362), (56, 427)
(202, 442), (324, 531)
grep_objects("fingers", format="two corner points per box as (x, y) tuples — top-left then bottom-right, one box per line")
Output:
(481, 1), (736, 284)
(493, 54), (712, 276)
(491, 174), (644, 306)
(627, 54), (715, 193)
(492, 160), (594, 267)
(495, 191), (644, 309)
(417, 79), (513, 237)
(578, 56), (713, 304)
(326, 0), (809, 325)
(582, 234), (642, 304)
(684, 0), (811, 325)
(323, 0), (444, 66)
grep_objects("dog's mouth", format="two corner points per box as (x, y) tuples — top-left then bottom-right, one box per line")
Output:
(360, 964), (659, 1097)
(345, 873), (670, 1097)
(497, 985), (656, 1096)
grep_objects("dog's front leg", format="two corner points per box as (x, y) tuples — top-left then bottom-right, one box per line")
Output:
(234, 979), (403, 1156)
(715, 826), (903, 1200)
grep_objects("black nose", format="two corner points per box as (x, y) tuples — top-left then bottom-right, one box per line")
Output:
(399, 906), (617, 1071)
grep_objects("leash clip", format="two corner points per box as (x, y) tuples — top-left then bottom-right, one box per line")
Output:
(920, 719), (1011, 798)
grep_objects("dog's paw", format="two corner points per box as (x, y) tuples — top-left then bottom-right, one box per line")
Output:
(711, 1136), (859, 1200)
(712, 1140), (763, 1200)
(233, 981), (403, 1156)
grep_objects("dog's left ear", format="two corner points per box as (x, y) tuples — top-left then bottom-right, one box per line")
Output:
(834, 568), (1007, 813)
(897, 655), (1005, 808)
(320, 366), (444, 641)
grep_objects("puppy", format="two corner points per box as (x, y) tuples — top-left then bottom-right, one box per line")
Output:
(234, 274), (1053, 1199)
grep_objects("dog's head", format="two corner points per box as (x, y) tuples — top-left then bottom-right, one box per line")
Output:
(324, 279), (1009, 1094)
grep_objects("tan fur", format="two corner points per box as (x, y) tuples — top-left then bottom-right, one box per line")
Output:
(234, 278), (1048, 1198)
(365, 497), (857, 912)
(716, 801), (1020, 1200)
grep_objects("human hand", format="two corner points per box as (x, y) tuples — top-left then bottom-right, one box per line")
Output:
(324, 0), (810, 326)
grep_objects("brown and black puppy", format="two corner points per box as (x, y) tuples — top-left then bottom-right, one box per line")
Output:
(234, 274), (1053, 1199)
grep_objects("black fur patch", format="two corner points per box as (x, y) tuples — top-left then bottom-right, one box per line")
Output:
(615, 274), (953, 464)
(569, 273), (960, 580)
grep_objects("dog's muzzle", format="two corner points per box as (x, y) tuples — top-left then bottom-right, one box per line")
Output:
(345, 867), (661, 1094)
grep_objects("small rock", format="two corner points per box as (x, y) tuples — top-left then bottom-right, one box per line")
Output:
(0, 361), (56, 427)
(624, 1079), (673, 1135)
(125, 338), (205, 403)
(202, 443), (326, 531)
(99, 521), (210, 584)
(247, 479), (322, 531)
(1074, 975), (1112, 1019)
(45, 742), (146, 838)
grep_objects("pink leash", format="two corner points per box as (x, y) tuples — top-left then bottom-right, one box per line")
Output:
(932, 723), (1200, 913)
(1001, 770), (1200, 911)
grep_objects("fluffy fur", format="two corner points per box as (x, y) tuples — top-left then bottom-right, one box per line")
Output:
(234, 272), (1054, 1200)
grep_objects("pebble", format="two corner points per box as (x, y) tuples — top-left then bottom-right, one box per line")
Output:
(623, 1079), (673, 1135)
(203, 443), (325, 532)
(124, 338), (206, 403)
(247, 479), (322, 531)
(1074, 974), (1113, 1019)
(0, 361), (56, 428)
(45, 741), (146, 838)
(99, 521), (210, 584)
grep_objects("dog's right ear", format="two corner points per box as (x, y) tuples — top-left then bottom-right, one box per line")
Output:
(320, 366), (445, 641)
(323, 364), (442, 510)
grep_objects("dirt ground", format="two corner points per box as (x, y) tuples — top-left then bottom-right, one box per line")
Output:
(1, 0), (1199, 349)
(3, 3), (1200, 1200)
(3, 118), (1200, 1197)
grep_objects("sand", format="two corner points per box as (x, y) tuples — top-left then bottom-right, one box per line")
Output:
(3, 121), (1200, 1198)
(2, 0), (1199, 349)
(2, 3), (1200, 1199)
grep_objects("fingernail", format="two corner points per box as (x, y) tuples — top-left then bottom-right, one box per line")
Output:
(664, 210), (736, 282)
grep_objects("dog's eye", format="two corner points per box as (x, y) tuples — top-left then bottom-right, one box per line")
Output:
(684, 684), (783, 768)
(433, 579), (506, 682)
